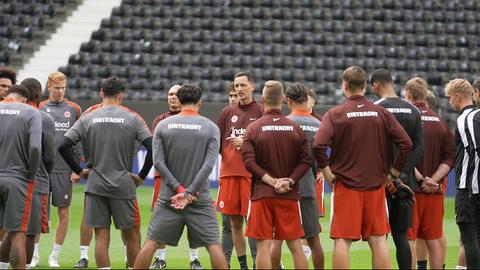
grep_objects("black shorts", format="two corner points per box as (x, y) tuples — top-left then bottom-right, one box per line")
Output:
(386, 191), (412, 232)
(455, 189), (480, 225)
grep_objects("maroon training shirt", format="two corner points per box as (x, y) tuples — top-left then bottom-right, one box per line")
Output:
(242, 109), (311, 200)
(151, 110), (180, 131)
(313, 95), (413, 190)
(414, 102), (455, 182)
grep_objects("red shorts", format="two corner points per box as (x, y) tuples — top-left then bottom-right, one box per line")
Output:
(408, 192), (444, 240)
(151, 174), (161, 210)
(245, 198), (304, 240)
(316, 172), (325, 217)
(217, 176), (251, 217)
(331, 181), (389, 241)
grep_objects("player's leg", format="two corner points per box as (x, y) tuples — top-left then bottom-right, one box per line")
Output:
(122, 226), (141, 268)
(205, 244), (228, 269)
(221, 214), (233, 267)
(111, 198), (141, 268)
(332, 238), (351, 269)
(456, 189), (480, 269)
(415, 239), (428, 269)
(0, 234), (9, 264)
(94, 228), (110, 268)
(151, 243), (167, 269)
(286, 239), (308, 269)
(457, 241), (466, 269)
(30, 234), (41, 267)
(387, 191), (412, 270)
(307, 235), (324, 269)
(418, 193), (445, 270)
(76, 193), (93, 268)
(230, 215), (246, 264)
(270, 240), (283, 269)
(255, 240), (271, 269)
(425, 239), (443, 269)
(368, 235), (391, 269)
(0, 230), (4, 248)
(134, 239), (161, 269)
(300, 197), (324, 269)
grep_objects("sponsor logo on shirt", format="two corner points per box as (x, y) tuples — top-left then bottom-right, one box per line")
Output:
(346, 111), (378, 118)
(273, 118), (280, 121)
(231, 115), (238, 123)
(421, 116), (440, 122)
(55, 121), (70, 131)
(64, 111), (71, 118)
(261, 125), (294, 131)
(230, 127), (246, 136)
(167, 123), (202, 130)
(92, 117), (125, 124)
(386, 108), (412, 114)
(46, 108), (51, 112)
(249, 118), (257, 121)
(300, 125), (319, 132)
(357, 104), (365, 108)
(0, 109), (20, 115)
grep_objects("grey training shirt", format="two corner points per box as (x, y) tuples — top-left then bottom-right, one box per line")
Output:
(35, 110), (55, 194)
(64, 105), (151, 199)
(288, 112), (321, 197)
(0, 101), (42, 181)
(153, 112), (220, 205)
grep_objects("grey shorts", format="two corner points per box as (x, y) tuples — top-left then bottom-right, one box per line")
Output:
(85, 193), (140, 229)
(50, 172), (73, 207)
(0, 178), (34, 232)
(300, 197), (321, 239)
(27, 193), (49, 235)
(147, 201), (220, 248)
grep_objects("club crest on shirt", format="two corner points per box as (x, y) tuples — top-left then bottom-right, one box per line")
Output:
(64, 111), (71, 118)
(219, 201), (224, 208)
(231, 115), (238, 123)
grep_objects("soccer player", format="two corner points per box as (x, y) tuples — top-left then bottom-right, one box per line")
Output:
(371, 70), (424, 269)
(216, 71), (263, 269)
(38, 71), (82, 267)
(444, 78), (479, 269)
(58, 77), (153, 268)
(314, 66), (414, 269)
(0, 85), (42, 269)
(270, 82), (324, 269)
(134, 84), (227, 269)
(242, 80), (310, 269)
(401, 77), (454, 269)
(149, 84), (203, 270)
(0, 67), (16, 101)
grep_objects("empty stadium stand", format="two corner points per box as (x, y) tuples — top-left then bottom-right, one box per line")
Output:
(0, 0), (80, 69)
(60, 0), (480, 127)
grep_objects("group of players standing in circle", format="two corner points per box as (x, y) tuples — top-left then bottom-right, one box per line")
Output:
(0, 64), (478, 269)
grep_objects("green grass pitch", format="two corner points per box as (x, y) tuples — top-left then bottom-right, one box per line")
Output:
(32, 185), (460, 269)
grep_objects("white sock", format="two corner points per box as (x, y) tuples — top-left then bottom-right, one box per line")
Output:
(98, 267), (110, 269)
(51, 243), (63, 258)
(33, 243), (39, 258)
(80, 245), (89, 260)
(189, 248), (198, 261)
(156, 248), (166, 260)
(26, 264), (31, 269)
(0, 262), (8, 270)
(456, 266), (467, 270)
(302, 245), (312, 260)
(124, 245), (128, 262)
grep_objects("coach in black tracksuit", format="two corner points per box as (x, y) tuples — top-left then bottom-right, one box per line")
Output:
(371, 69), (424, 269)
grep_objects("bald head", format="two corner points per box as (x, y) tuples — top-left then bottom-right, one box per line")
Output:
(167, 84), (181, 112)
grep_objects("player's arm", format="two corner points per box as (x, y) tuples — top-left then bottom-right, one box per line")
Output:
(152, 128), (184, 193)
(242, 128), (274, 186)
(398, 114), (424, 183)
(137, 137), (153, 181)
(58, 120), (88, 178)
(216, 110), (226, 153)
(427, 121), (455, 183)
(42, 116), (56, 174)
(28, 112), (43, 179)
(186, 127), (220, 195)
(288, 131), (312, 185)
(313, 112), (335, 186)
(385, 111), (413, 176)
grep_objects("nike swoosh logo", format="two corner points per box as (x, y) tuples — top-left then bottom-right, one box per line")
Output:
(249, 118), (257, 121)
(273, 118), (280, 121)
(422, 111), (427, 113)
(357, 104), (365, 108)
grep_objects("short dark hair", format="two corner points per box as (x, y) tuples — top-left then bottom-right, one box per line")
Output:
(234, 71), (256, 84)
(177, 84), (202, 105)
(101, 76), (126, 97)
(227, 82), (235, 93)
(370, 69), (393, 85)
(342, 66), (366, 92)
(0, 67), (17, 84)
(21, 78), (42, 102)
(7, 84), (29, 98)
(285, 82), (309, 104)
(473, 76), (480, 92)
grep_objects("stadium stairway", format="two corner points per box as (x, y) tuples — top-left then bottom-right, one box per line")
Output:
(17, 0), (121, 88)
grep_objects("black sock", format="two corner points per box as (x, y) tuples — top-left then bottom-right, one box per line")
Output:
(392, 230), (412, 270)
(459, 223), (480, 269)
(238, 255), (248, 269)
(443, 263), (446, 269)
(417, 260), (427, 269)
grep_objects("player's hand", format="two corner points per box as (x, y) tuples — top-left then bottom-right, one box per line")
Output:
(77, 169), (90, 180)
(274, 178), (292, 194)
(170, 193), (191, 209)
(424, 177), (442, 194)
(226, 136), (243, 150)
(129, 173), (144, 187)
(71, 172), (81, 183)
(392, 178), (415, 208)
